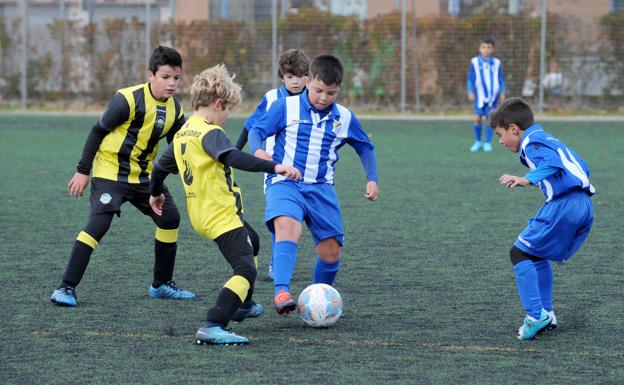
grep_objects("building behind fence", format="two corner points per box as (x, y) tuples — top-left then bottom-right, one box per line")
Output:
(1, 0), (622, 112)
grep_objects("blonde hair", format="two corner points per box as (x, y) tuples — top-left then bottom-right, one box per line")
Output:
(191, 64), (242, 111)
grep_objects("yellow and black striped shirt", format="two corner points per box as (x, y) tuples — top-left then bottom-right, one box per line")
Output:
(83, 82), (185, 184)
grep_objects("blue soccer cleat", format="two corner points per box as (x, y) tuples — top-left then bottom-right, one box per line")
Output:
(483, 142), (493, 152)
(470, 141), (482, 152)
(517, 308), (553, 340)
(148, 281), (195, 300)
(267, 262), (274, 280)
(546, 310), (558, 330)
(50, 286), (77, 307)
(231, 302), (265, 323)
(196, 324), (249, 345)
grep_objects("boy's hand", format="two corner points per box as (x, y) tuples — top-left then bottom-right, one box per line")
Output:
(149, 194), (165, 216)
(500, 174), (530, 189)
(365, 181), (378, 201)
(254, 149), (273, 161)
(468, 92), (475, 102)
(275, 165), (301, 181)
(68, 172), (90, 197)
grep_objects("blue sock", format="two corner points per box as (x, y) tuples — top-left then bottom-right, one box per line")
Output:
(473, 123), (482, 141)
(484, 124), (493, 143)
(513, 260), (543, 319)
(313, 257), (340, 286)
(534, 259), (554, 312)
(273, 240), (298, 296)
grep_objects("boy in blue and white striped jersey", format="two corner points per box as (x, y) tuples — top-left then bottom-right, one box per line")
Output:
(491, 98), (594, 340)
(467, 37), (506, 152)
(248, 55), (379, 315)
(235, 49), (310, 281)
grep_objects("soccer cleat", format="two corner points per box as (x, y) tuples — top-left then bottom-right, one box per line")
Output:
(196, 324), (249, 345)
(517, 308), (553, 340)
(546, 310), (558, 330)
(148, 281), (196, 300)
(483, 142), (493, 152)
(273, 290), (297, 315)
(231, 302), (265, 323)
(50, 286), (77, 307)
(267, 262), (275, 280)
(470, 141), (482, 152)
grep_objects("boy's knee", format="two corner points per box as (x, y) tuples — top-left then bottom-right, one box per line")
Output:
(474, 116), (482, 124)
(316, 238), (341, 263)
(509, 246), (543, 265)
(274, 216), (302, 242)
(158, 207), (181, 229)
(233, 254), (257, 283)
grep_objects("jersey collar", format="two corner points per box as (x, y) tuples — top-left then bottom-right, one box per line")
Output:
(146, 82), (170, 106)
(521, 123), (544, 141)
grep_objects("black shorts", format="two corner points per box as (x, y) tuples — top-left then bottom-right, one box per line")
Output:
(89, 177), (177, 217)
(214, 223), (255, 262)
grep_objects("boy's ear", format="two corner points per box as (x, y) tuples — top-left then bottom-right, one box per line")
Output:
(510, 123), (521, 135)
(147, 71), (155, 81)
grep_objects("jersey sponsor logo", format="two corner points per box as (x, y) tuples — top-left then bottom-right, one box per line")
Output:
(175, 130), (202, 138)
(99, 193), (112, 204)
(181, 143), (194, 186)
(291, 119), (312, 124)
(517, 235), (532, 248)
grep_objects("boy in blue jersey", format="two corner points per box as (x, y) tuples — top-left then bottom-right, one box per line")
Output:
(248, 55), (379, 315)
(234, 48), (310, 280)
(491, 98), (594, 340)
(467, 37), (506, 152)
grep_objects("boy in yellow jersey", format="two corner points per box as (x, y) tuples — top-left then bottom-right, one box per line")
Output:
(149, 64), (300, 345)
(50, 46), (195, 307)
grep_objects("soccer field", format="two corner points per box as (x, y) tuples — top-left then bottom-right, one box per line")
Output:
(1, 114), (622, 385)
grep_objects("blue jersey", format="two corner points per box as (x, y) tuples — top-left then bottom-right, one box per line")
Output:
(243, 84), (291, 132)
(250, 90), (375, 186)
(519, 124), (595, 202)
(467, 55), (505, 109)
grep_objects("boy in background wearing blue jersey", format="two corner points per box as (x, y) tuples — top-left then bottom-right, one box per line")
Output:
(248, 55), (379, 315)
(234, 48), (311, 280)
(491, 98), (594, 340)
(149, 65), (300, 344)
(467, 37), (505, 152)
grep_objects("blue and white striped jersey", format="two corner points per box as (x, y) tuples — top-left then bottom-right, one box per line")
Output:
(250, 90), (375, 186)
(520, 124), (595, 202)
(243, 84), (291, 132)
(243, 84), (299, 155)
(467, 55), (505, 108)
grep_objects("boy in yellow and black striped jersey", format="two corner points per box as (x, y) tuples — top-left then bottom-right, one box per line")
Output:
(50, 46), (195, 307)
(149, 64), (300, 345)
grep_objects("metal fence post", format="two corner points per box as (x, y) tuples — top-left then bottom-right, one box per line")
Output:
(538, 0), (547, 114)
(412, 0), (420, 111)
(400, 0), (406, 113)
(19, 0), (27, 110)
(271, 0), (277, 88)
(146, 0), (152, 70)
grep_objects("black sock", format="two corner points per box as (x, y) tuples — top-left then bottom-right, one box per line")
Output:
(206, 288), (243, 327)
(62, 241), (95, 287)
(153, 239), (176, 287)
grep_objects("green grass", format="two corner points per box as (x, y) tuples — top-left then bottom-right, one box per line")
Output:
(1, 115), (623, 385)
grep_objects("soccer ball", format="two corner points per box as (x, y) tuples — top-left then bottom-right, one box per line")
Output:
(297, 283), (343, 327)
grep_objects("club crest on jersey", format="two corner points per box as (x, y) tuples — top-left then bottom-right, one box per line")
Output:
(333, 120), (342, 130)
(100, 193), (112, 204)
(155, 116), (166, 130)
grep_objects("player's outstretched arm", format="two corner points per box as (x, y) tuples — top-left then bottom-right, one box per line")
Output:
(274, 164), (301, 181)
(499, 174), (530, 189)
(365, 180), (378, 201)
(68, 172), (90, 197)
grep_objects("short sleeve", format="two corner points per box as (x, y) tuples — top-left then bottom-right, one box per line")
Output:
(201, 129), (236, 160)
(99, 93), (130, 131)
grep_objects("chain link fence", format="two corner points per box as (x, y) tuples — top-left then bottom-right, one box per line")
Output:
(1, 0), (622, 113)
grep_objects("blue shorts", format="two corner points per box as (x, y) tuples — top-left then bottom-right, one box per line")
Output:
(265, 181), (344, 246)
(515, 191), (593, 262)
(474, 104), (495, 117)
